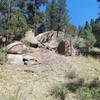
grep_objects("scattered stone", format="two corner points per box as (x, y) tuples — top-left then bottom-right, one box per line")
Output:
(6, 41), (27, 54)
(24, 69), (34, 73)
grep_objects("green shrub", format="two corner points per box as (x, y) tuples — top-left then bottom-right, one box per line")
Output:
(78, 78), (100, 100)
(51, 83), (68, 100)
(84, 29), (96, 48)
(75, 29), (96, 53)
(0, 47), (6, 63)
(78, 86), (100, 100)
(51, 78), (100, 100)
(75, 38), (88, 52)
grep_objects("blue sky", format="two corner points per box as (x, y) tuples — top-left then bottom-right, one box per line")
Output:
(68, 0), (99, 26)
(40, 0), (99, 26)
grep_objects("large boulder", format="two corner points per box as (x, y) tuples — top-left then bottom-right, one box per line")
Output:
(7, 54), (39, 65)
(27, 48), (51, 64)
(57, 40), (72, 56)
(7, 54), (24, 65)
(23, 29), (39, 46)
(44, 37), (58, 50)
(57, 39), (80, 56)
(6, 41), (27, 54)
(35, 31), (57, 44)
(35, 31), (58, 49)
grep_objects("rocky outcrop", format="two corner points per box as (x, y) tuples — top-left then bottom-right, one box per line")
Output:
(6, 40), (40, 65)
(22, 30), (58, 49)
(6, 41), (27, 54)
(6, 30), (80, 66)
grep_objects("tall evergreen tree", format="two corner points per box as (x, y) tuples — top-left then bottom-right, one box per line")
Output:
(18, 0), (47, 35)
(47, 0), (58, 31)
(84, 29), (96, 48)
(90, 19), (95, 32)
(0, 0), (28, 41)
(92, 0), (100, 47)
(84, 21), (91, 31)
(57, 0), (69, 32)
(46, 0), (69, 37)
(93, 21), (100, 46)
(0, 0), (47, 39)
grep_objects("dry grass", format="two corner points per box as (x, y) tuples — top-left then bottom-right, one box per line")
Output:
(0, 50), (100, 100)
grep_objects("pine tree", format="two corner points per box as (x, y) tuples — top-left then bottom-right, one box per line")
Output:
(84, 21), (91, 31)
(47, 0), (58, 31)
(90, 19), (95, 32)
(0, 0), (28, 41)
(57, 0), (69, 32)
(18, 0), (47, 35)
(93, 21), (100, 46)
(0, 0), (47, 39)
(84, 29), (96, 48)
(46, 0), (69, 37)
(92, 0), (100, 47)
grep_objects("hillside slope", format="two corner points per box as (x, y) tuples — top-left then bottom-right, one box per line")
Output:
(0, 50), (100, 100)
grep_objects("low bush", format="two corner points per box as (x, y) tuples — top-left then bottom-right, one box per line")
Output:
(51, 83), (68, 100)
(0, 47), (6, 63)
(78, 86), (100, 100)
(75, 29), (96, 53)
(51, 78), (100, 100)
(78, 78), (100, 100)
(75, 39), (88, 52)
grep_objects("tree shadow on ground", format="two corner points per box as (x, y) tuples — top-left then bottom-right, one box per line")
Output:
(82, 50), (100, 59)
(51, 78), (100, 100)
(87, 51), (100, 59)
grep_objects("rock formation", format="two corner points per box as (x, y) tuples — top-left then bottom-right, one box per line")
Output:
(35, 31), (58, 49)
(6, 30), (79, 66)
(6, 41), (27, 54)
